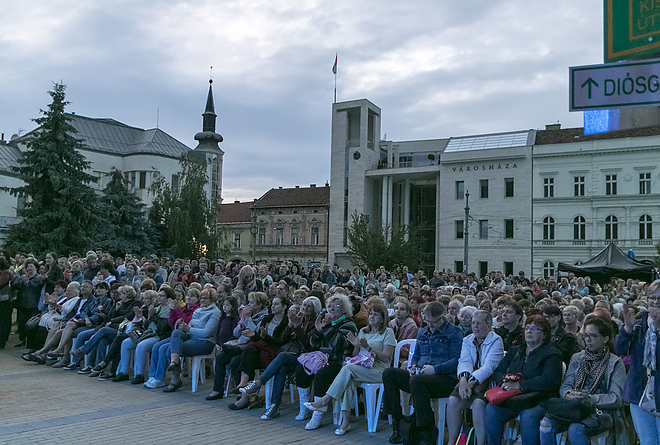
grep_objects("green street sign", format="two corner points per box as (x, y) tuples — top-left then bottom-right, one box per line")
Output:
(605, 0), (660, 62)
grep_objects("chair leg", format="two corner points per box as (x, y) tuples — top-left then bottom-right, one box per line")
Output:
(191, 358), (199, 393)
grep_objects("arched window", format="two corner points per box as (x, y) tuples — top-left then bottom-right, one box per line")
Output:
(290, 219), (300, 246)
(543, 216), (555, 240)
(573, 216), (586, 240)
(310, 218), (320, 246)
(274, 219), (285, 245)
(605, 215), (618, 240)
(543, 261), (555, 279)
(640, 214), (653, 240)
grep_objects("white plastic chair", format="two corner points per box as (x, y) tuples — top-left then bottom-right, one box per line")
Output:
(375, 339), (417, 432)
(191, 352), (215, 393)
(264, 379), (296, 409)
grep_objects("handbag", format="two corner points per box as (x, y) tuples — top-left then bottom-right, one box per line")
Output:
(454, 426), (475, 445)
(134, 329), (157, 344)
(297, 351), (329, 375)
(25, 314), (42, 330)
(541, 397), (594, 425)
(640, 372), (660, 417)
(342, 351), (375, 369)
(127, 328), (145, 343)
(486, 373), (523, 406)
(117, 319), (131, 335)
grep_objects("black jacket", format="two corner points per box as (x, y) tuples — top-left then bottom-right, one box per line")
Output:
(495, 324), (525, 351)
(550, 326), (578, 365)
(493, 343), (562, 397)
(252, 313), (289, 348)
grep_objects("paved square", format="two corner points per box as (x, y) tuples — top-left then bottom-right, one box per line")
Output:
(0, 333), (391, 445)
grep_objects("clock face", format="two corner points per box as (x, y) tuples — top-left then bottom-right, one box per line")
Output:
(353, 151), (361, 160)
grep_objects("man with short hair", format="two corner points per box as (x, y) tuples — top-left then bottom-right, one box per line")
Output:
(494, 300), (524, 351)
(383, 302), (462, 445)
(83, 254), (100, 282)
(195, 259), (212, 287)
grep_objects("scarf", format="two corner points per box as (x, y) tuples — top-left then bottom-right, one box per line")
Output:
(644, 317), (657, 371)
(572, 346), (609, 395)
(331, 315), (347, 326)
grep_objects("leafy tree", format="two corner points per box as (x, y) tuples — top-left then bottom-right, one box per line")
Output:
(94, 169), (156, 256)
(149, 155), (229, 259)
(3, 83), (99, 255)
(346, 211), (425, 271)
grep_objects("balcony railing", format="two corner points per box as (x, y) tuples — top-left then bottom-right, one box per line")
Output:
(533, 239), (657, 249)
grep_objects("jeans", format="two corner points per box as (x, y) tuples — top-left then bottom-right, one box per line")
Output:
(149, 338), (171, 381)
(80, 327), (117, 354)
(134, 336), (158, 376)
(381, 367), (457, 428)
(163, 330), (214, 376)
(485, 403), (545, 445)
(540, 417), (590, 445)
(258, 352), (299, 405)
(117, 337), (137, 374)
(631, 403), (660, 445)
(212, 345), (243, 392)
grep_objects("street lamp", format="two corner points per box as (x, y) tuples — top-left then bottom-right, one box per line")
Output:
(250, 221), (258, 266)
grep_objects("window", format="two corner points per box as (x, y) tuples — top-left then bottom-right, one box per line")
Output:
(543, 177), (554, 198)
(233, 233), (241, 249)
(454, 261), (464, 273)
(480, 179), (489, 198)
(130, 172), (136, 189)
(605, 174), (617, 195)
(573, 216), (586, 240)
(171, 174), (180, 192)
(479, 261), (488, 278)
(504, 261), (513, 277)
(311, 227), (319, 245)
(455, 220), (464, 239)
(139, 171), (147, 189)
(479, 220), (488, 239)
(291, 227), (299, 245)
(543, 216), (555, 240)
(640, 215), (653, 239)
(505, 178), (514, 197)
(640, 172), (652, 195)
(398, 156), (412, 168)
(211, 156), (221, 201)
(274, 227), (284, 245)
(543, 261), (555, 279)
(574, 176), (585, 196)
(258, 227), (266, 245)
(504, 219), (514, 239)
(605, 215), (618, 240)
(456, 181), (464, 200)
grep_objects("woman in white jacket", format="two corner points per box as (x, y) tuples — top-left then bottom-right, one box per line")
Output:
(447, 310), (505, 445)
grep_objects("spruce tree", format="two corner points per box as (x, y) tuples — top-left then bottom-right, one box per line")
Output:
(95, 169), (155, 256)
(4, 83), (99, 255)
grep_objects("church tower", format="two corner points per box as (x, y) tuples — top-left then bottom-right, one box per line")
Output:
(192, 79), (224, 204)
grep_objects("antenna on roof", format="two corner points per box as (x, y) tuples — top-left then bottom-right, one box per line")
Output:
(156, 108), (159, 129)
(210, 66), (213, 82)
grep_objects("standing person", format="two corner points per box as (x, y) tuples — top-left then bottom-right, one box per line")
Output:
(484, 315), (563, 445)
(384, 302), (462, 445)
(14, 259), (44, 348)
(540, 317), (625, 445)
(0, 257), (14, 348)
(447, 310), (504, 445)
(614, 279), (660, 444)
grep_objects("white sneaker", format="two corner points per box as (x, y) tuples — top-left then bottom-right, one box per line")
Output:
(145, 379), (166, 389)
(143, 377), (155, 387)
(305, 411), (323, 430)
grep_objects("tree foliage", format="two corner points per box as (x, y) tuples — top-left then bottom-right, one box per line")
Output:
(94, 169), (156, 256)
(4, 83), (100, 255)
(346, 211), (425, 271)
(148, 155), (228, 259)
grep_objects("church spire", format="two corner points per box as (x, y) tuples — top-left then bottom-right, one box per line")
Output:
(202, 79), (216, 132)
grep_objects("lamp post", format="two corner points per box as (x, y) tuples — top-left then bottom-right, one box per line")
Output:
(250, 216), (258, 266)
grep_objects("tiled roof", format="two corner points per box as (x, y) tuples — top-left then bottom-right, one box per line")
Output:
(218, 201), (252, 223)
(0, 144), (23, 175)
(11, 114), (191, 158)
(535, 125), (660, 145)
(253, 185), (330, 208)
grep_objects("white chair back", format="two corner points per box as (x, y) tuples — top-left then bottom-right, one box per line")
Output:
(393, 339), (416, 369)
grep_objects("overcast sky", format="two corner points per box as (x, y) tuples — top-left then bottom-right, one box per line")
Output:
(0, 0), (603, 202)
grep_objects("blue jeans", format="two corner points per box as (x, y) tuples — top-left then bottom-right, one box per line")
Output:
(485, 403), (545, 445)
(80, 327), (117, 354)
(72, 328), (95, 366)
(258, 352), (299, 405)
(540, 417), (590, 445)
(149, 338), (171, 381)
(164, 330), (214, 376)
(117, 337), (137, 374)
(631, 403), (660, 445)
(134, 336), (158, 376)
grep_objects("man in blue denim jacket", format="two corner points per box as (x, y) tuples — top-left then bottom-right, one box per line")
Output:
(383, 301), (463, 445)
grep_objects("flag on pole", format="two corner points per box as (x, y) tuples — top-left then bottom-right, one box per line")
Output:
(332, 54), (337, 74)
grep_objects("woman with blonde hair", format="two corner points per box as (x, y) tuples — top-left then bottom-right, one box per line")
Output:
(235, 265), (262, 300)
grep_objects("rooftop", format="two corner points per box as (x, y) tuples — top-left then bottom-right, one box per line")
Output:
(444, 130), (534, 153)
(534, 125), (660, 145)
(253, 185), (330, 208)
(218, 201), (252, 224)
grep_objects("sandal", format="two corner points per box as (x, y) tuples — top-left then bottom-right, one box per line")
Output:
(166, 362), (181, 372)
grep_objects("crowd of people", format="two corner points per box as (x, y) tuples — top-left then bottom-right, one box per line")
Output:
(0, 248), (658, 445)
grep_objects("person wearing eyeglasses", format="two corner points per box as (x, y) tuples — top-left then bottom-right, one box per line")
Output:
(447, 310), (504, 445)
(539, 316), (625, 445)
(384, 301), (462, 445)
(614, 279), (660, 445)
(484, 315), (562, 445)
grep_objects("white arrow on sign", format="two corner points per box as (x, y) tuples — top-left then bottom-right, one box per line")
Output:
(570, 58), (660, 111)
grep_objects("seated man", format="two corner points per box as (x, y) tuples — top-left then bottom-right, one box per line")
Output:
(383, 301), (462, 445)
